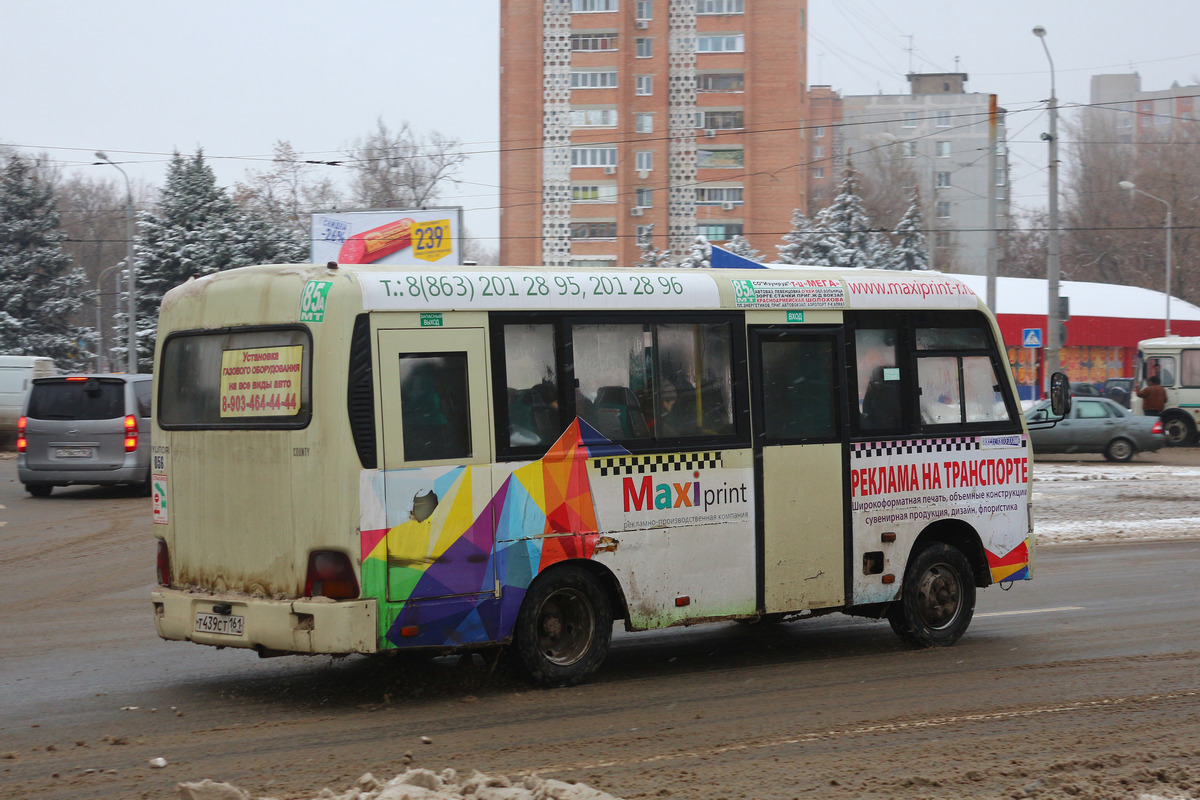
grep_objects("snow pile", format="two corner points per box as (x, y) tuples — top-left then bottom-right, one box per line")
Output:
(178, 768), (622, 800)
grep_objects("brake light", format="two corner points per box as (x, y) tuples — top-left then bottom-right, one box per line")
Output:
(156, 540), (171, 587)
(304, 551), (359, 599)
(1152, 419), (1164, 434)
(124, 414), (138, 452)
(16, 416), (26, 453)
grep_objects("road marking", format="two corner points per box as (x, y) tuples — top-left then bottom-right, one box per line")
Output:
(530, 688), (1200, 776)
(977, 605), (1083, 618)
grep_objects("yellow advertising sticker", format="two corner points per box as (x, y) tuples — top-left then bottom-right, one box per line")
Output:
(219, 346), (303, 417)
(411, 219), (452, 263)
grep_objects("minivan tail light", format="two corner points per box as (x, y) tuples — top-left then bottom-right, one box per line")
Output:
(156, 540), (171, 587)
(124, 414), (138, 452)
(16, 416), (26, 453)
(304, 551), (359, 599)
(1152, 419), (1164, 434)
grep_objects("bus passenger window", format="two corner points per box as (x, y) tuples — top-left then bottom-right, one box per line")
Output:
(503, 324), (562, 448)
(399, 354), (471, 461)
(855, 329), (900, 431)
(653, 323), (734, 438)
(571, 324), (652, 440)
(918, 356), (962, 425)
(760, 340), (835, 440)
(963, 356), (1008, 423)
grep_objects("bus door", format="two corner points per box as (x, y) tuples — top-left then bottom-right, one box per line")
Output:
(749, 327), (847, 614)
(376, 328), (496, 607)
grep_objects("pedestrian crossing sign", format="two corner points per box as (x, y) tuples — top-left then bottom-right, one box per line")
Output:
(1022, 328), (1043, 348)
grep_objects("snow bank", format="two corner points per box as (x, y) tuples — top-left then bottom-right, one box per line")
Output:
(178, 768), (623, 800)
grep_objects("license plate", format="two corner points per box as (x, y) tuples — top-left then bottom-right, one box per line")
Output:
(195, 611), (244, 636)
(55, 447), (92, 458)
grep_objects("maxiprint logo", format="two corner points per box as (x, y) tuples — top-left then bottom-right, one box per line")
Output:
(299, 280), (333, 323)
(622, 471), (749, 513)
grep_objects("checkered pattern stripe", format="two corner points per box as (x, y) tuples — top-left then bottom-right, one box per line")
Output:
(591, 452), (722, 476)
(852, 437), (979, 459)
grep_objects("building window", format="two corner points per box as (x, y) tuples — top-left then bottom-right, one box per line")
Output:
(635, 113), (654, 133)
(636, 0), (652, 19)
(936, 110), (951, 127)
(696, 187), (743, 205)
(813, 125), (825, 139)
(902, 141), (917, 158)
(636, 188), (654, 207)
(571, 108), (618, 127)
(995, 167), (1006, 187)
(572, 185), (618, 203)
(636, 150), (653, 171)
(636, 37), (653, 58)
(813, 145), (825, 159)
(698, 110), (744, 130)
(570, 222), (618, 239)
(696, 223), (744, 240)
(571, 146), (619, 167)
(903, 112), (918, 128)
(696, 34), (744, 53)
(697, 73), (744, 92)
(813, 167), (824, 179)
(697, 0), (743, 13)
(935, 171), (951, 188)
(936, 141), (951, 158)
(570, 258), (618, 268)
(936, 201), (951, 219)
(571, 70), (619, 89)
(570, 33), (618, 51)
(934, 231), (951, 248)
(636, 75), (653, 95)
(572, 0), (618, 9)
(697, 148), (743, 168)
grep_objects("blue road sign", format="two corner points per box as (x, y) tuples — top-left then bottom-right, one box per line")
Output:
(1022, 328), (1043, 348)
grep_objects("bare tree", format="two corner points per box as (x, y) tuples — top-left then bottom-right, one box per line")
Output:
(1000, 208), (1049, 280)
(856, 146), (920, 238)
(232, 140), (342, 240)
(345, 119), (467, 209)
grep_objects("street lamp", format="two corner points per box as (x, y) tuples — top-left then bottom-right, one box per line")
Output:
(94, 263), (123, 372)
(95, 152), (137, 374)
(1119, 180), (1174, 336)
(1033, 25), (1062, 383)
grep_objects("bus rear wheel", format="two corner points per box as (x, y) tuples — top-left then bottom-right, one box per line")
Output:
(887, 543), (975, 647)
(514, 566), (612, 686)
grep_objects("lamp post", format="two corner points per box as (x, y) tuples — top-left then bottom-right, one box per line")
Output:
(95, 152), (137, 374)
(93, 263), (123, 372)
(1033, 25), (1061, 384)
(1119, 180), (1173, 336)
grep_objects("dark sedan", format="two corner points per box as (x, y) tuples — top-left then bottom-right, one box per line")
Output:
(1027, 396), (1164, 462)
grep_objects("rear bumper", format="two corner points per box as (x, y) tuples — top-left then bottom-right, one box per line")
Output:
(151, 589), (378, 655)
(19, 454), (148, 486)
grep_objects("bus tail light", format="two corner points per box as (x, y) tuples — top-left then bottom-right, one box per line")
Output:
(124, 415), (138, 452)
(16, 416), (26, 453)
(1152, 419), (1164, 435)
(156, 540), (171, 587)
(305, 551), (359, 599)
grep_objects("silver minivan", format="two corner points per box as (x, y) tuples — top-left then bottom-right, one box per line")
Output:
(17, 374), (153, 497)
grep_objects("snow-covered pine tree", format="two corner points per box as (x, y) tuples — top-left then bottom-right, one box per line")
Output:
(122, 150), (307, 370)
(775, 209), (819, 265)
(0, 153), (90, 369)
(813, 160), (883, 269)
(676, 235), (711, 269)
(635, 223), (673, 268)
(884, 190), (931, 271)
(723, 234), (761, 262)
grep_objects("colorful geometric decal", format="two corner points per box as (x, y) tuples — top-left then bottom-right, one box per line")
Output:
(359, 419), (628, 650)
(987, 537), (1031, 583)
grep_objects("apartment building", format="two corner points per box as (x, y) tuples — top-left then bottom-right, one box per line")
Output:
(1087, 73), (1199, 144)
(833, 73), (1009, 276)
(500, 0), (808, 266)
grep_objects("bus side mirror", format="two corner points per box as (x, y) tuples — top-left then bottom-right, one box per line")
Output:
(1049, 372), (1072, 417)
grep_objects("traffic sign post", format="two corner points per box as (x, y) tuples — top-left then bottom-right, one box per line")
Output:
(1021, 328), (1043, 400)
(1022, 328), (1043, 348)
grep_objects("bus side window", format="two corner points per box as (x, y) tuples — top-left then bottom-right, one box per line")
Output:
(502, 324), (562, 448)
(571, 324), (652, 440)
(855, 329), (901, 432)
(399, 354), (471, 461)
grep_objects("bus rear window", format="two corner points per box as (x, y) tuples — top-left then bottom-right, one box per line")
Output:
(158, 327), (312, 428)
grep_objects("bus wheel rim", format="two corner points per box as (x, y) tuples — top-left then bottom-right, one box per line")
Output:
(914, 562), (962, 630)
(536, 588), (595, 666)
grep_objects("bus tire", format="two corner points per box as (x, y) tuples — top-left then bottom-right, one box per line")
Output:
(513, 565), (612, 687)
(1161, 412), (1194, 447)
(887, 543), (975, 648)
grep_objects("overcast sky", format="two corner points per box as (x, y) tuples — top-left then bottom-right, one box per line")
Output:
(2, 1), (1197, 254)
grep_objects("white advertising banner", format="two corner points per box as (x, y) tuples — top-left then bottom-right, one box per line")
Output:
(311, 209), (463, 267)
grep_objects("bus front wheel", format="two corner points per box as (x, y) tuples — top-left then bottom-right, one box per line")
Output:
(887, 543), (975, 647)
(1161, 412), (1195, 447)
(514, 566), (612, 686)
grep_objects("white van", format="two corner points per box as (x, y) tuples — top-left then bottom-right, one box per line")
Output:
(0, 356), (56, 432)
